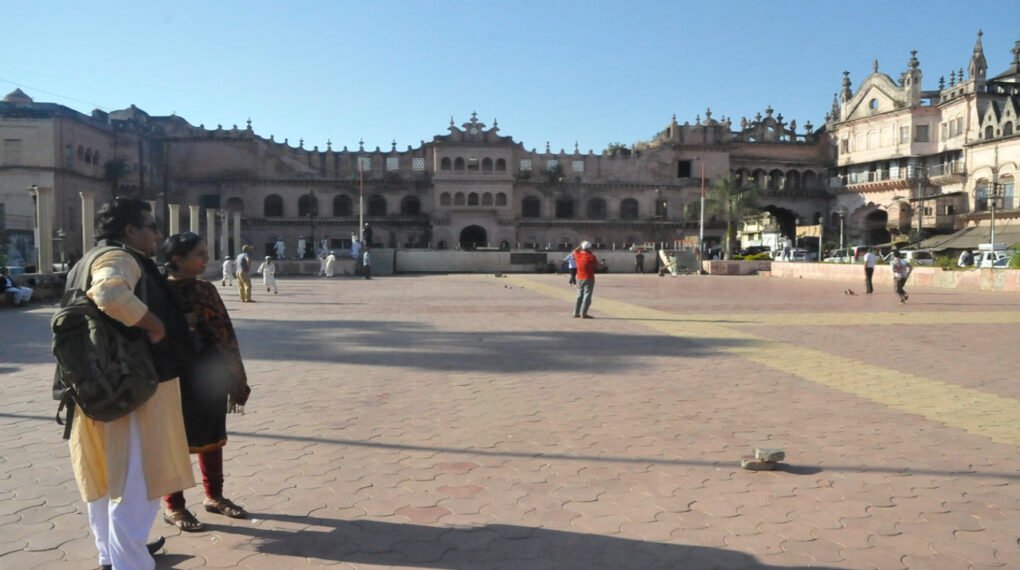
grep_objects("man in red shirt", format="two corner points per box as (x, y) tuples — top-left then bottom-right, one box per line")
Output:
(572, 241), (598, 318)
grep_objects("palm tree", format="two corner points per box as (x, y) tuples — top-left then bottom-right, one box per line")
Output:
(686, 176), (758, 260)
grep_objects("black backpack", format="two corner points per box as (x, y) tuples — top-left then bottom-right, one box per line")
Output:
(52, 246), (159, 438)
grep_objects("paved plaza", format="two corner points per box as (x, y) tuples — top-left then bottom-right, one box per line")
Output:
(2, 273), (1020, 570)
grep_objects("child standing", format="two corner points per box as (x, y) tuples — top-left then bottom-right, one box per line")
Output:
(221, 256), (235, 287)
(257, 256), (278, 294)
(160, 232), (252, 532)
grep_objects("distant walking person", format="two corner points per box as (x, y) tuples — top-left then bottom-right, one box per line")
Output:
(572, 241), (598, 319)
(635, 250), (645, 274)
(235, 246), (254, 303)
(257, 257), (278, 294)
(890, 251), (912, 303)
(362, 249), (372, 280)
(324, 251), (338, 277)
(220, 256), (234, 287)
(564, 251), (577, 285)
(863, 248), (878, 294)
(160, 232), (251, 532)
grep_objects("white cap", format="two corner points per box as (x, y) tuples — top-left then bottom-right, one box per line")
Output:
(580, 241), (592, 250)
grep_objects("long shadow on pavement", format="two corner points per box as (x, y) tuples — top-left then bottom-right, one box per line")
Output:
(203, 513), (844, 570)
(235, 318), (757, 374)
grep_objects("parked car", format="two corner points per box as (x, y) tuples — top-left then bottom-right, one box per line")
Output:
(823, 248), (855, 263)
(992, 256), (1012, 269)
(975, 250), (1013, 268)
(4, 266), (25, 275)
(883, 250), (934, 266)
(739, 246), (771, 257)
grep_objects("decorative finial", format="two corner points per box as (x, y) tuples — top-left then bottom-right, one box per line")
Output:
(217, 124), (223, 130)
(939, 76), (945, 90)
(246, 118), (252, 129)
(327, 139), (332, 150)
(873, 59), (879, 73)
(574, 141), (579, 153)
(232, 124), (238, 130)
(392, 139), (397, 151)
(695, 114), (701, 125)
(1012, 41), (1020, 65)
(950, 69), (956, 85)
(909, 49), (919, 70)
(449, 116), (454, 127)
(493, 118), (498, 128)
(804, 120), (813, 132)
(471, 111), (478, 122)
(545, 141), (551, 153)
(284, 138), (288, 145)
(764, 105), (773, 116)
(705, 107), (713, 120)
(269, 134), (274, 141)
(299, 138), (304, 148)
(359, 138), (364, 151)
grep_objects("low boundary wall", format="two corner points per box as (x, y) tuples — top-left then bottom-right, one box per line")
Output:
(769, 262), (1020, 292)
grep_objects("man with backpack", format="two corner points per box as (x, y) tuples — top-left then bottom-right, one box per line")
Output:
(61, 198), (194, 570)
(235, 245), (254, 302)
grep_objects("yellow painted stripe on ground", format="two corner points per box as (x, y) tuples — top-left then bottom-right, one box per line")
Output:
(508, 276), (1020, 447)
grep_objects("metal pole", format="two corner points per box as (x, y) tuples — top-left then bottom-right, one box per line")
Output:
(698, 159), (705, 264)
(818, 216), (824, 262)
(839, 215), (844, 253)
(990, 184), (997, 247)
(358, 163), (365, 242)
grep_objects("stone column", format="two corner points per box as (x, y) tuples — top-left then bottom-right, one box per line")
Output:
(80, 191), (96, 250)
(145, 200), (158, 214)
(219, 211), (229, 263)
(189, 205), (201, 234)
(168, 204), (180, 236)
(232, 211), (242, 257)
(32, 186), (55, 273)
(206, 209), (218, 259)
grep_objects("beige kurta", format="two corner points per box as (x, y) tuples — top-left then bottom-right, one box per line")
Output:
(68, 248), (195, 502)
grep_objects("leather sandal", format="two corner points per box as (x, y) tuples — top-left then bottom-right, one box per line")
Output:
(163, 508), (205, 532)
(203, 497), (248, 519)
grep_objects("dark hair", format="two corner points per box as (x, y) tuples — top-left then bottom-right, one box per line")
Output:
(160, 232), (205, 272)
(95, 197), (152, 241)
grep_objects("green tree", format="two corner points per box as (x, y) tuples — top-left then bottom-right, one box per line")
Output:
(685, 176), (758, 260)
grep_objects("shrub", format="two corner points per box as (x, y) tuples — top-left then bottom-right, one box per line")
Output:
(1010, 254), (1020, 269)
(747, 253), (772, 261)
(934, 256), (956, 270)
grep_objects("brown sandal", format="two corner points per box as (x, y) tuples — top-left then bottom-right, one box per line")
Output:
(163, 508), (205, 532)
(203, 497), (248, 519)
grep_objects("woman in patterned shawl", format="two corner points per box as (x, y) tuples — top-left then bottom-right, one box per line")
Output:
(160, 232), (251, 531)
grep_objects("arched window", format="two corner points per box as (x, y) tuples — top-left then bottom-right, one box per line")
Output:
(333, 195), (352, 216)
(587, 198), (607, 219)
(985, 125), (995, 139)
(495, 158), (507, 171)
(1004, 122), (1014, 136)
(441, 157), (452, 170)
(454, 157), (465, 170)
(785, 170), (801, 190)
(298, 194), (319, 217)
(752, 169), (767, 189)
(481, 158), (493, 171)
(225, 197), (244, 213)
(77, 145), (84, 160)
(454, 192), (465, 206)
(440, 192), (451, 206)
(495, 192), (507, 206)
(468, 192), (479, 206)
(768, 169), (783, 190)
(264, 194), (284, 217)
(522, 196), (541, 218)
(802, 170), (817, 189)
(400, 196), (421, 216)
(1001, 175), (1016, 209)
(620, 198), (639, 220)
(975, 179), (990, 211)
(481, 193), (493, 206)
(368, 195), (387, 217)
(92, 151), (100, 165)
(555, 199), (574, 219)
(84, 149), (92, 164)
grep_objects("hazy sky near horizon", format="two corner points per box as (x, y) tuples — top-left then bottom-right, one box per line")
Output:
(3, 1), (1017, 153)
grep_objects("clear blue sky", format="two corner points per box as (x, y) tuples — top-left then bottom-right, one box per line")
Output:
(3, 1), (1016, 154)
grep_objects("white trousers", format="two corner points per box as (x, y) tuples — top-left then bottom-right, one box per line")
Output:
(10, 286), (32, 304)
(86, 413), (159, 570)
(221, 272), (233, 285)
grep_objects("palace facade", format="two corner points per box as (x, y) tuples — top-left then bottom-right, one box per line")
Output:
(3, 31), (1019, 270)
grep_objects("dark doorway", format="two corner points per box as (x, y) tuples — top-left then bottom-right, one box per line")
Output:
(761, 205), (798, 239)
(459, 225), (487, 250)
(864, 210), (890, 245)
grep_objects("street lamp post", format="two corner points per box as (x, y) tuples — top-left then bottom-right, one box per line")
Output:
(693, 156), (706, 270)
(358, 158), (365, 242)
(795, 217), (800, 249)
(818, 215), (824, 262)
(913, 166), (929, 247)
(990, 182), (1005, 247)
(835, 207), (848, 255)
(307, 190), (318, 259)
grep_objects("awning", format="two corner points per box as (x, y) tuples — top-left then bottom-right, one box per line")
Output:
(918, 225), (1020, 251)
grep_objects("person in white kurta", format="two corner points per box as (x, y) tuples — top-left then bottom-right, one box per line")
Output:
(296, 237), (306, 259)
(221, 257), (235, 286)
(256, 257), (278, 294)
(318, 253), (328, 276)
(324, 251), (338, 277)
(274, 238), (286, 260)
(72, 202), (194, 570)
